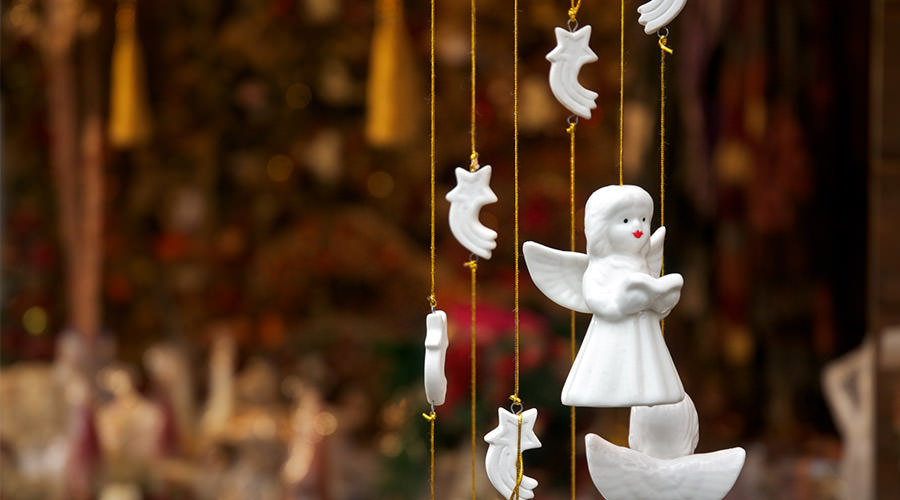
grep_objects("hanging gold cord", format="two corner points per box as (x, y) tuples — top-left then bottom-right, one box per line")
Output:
(470, 0), (479, 169)
(428, 0), (437, 310)
(618, 0), (625, 185)
(512, 0), (521, 402)
(465, 260), (478, 500)
(425, 2), (437, 500)
(509, 413), (525, 500)
(568, 0), (582, 21)
(659, 34), (672, 335)
(422, 410), (437, 499)
(467, 2), (479, 498)
(567, 119), (578, 500)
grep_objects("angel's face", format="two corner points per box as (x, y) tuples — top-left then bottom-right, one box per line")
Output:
(607, 203), (651, 255)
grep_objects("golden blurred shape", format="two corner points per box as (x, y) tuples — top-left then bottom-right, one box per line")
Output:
(22, 306), (48, 335)
(365, 0), (422, 148)
(108, 0), (152, 148)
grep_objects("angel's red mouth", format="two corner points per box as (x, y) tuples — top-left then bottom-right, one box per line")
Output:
(632, 230), (643, 239)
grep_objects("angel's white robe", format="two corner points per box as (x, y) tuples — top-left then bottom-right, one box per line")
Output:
(523, 224), (685, 408)
(561, 255), (684, 407)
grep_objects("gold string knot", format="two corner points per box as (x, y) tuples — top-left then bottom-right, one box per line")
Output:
(422, 411), (437, 422)
(658, 36), (673, 54)
(464, 260), (478, 271)
(427, 294), (437, 309)
(567, 0), (582, 21)
(566, 122), (576, 134)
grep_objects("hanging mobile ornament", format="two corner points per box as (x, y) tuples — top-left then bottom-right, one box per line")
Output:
(446, 0), (497, 261)
(444, 2), (488, 500)
(446, 165), (497, 260)
(576, 5), (744, 498)
(485, 407), (541, 499)
(523, 185), (685, 407)
(421, 0), (445, 498)
(484, 1), (541, 498)
(545, 1), (598, 119)
(637, 0), (686, 34)
(585, 395), (746, 500)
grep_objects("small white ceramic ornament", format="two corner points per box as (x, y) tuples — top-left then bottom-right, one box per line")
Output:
(546, 26), (598, 119)
(586, 394), (745, 500)
(523, 185), (685, 407)
(822, 329), (900, 500)
(423, 310), (449, 406)
(446, 165), (499, 259)
(484, 407), (542, 500)
(637, 0), (687, 34)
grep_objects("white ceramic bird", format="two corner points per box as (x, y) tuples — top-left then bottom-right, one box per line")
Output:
(637, 0), (687, 34)
(484, 407), (541, 500)
(446, 165), (498, 260)
(586, 394), (745, 500)
(423, 310), (448, 406)
(546, 26), (598, 119)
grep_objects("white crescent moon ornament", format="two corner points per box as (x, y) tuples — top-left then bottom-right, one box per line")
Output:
(546, 26), (598, 119)
(446, 165), (498, 260)
(423, 310), (448, 406)
(637, 0), (687, 34)
(484, 407), (542, 500)
(586, 394), (746, 500)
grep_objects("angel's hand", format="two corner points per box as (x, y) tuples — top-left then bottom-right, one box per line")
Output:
(619, 273), (683, 316)
(617, 274), (656, 315)
(651, 273), (683, 317)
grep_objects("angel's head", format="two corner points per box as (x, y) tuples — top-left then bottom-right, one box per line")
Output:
(584, 185), (653, 258)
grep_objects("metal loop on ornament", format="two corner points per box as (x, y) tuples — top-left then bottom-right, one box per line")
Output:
(566, 114), (579, 126)
(656, 26), (670, 39)
(508, 394), (524, 414)
(567, 17), (579, 32)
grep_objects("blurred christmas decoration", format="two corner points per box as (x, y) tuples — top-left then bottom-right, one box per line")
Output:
(108, 0), (152, 148)
(365, 0), (422, 148)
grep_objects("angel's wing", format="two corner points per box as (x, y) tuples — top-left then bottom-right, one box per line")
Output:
(586, 433), (745, 500)
(648, 226), (666, 278)
(522, 241), (590, 313)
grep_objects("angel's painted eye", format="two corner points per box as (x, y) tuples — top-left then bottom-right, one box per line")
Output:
(623, 218), (629, 223)
(642, 217), (646, 222)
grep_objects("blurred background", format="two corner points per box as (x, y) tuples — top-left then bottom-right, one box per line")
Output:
(1, 0), (898, 499)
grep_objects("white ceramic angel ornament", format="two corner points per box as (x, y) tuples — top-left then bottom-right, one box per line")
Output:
(523, 184), (684, 407)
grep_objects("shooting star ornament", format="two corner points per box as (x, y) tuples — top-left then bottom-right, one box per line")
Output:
(586, 394), (745, 500)
(484, 407), (541, 500)
(637, 0), (687, 34)
(546, 26), (598, 119)
(423, 310), (448, 406)
(446, 165), (498, 260)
